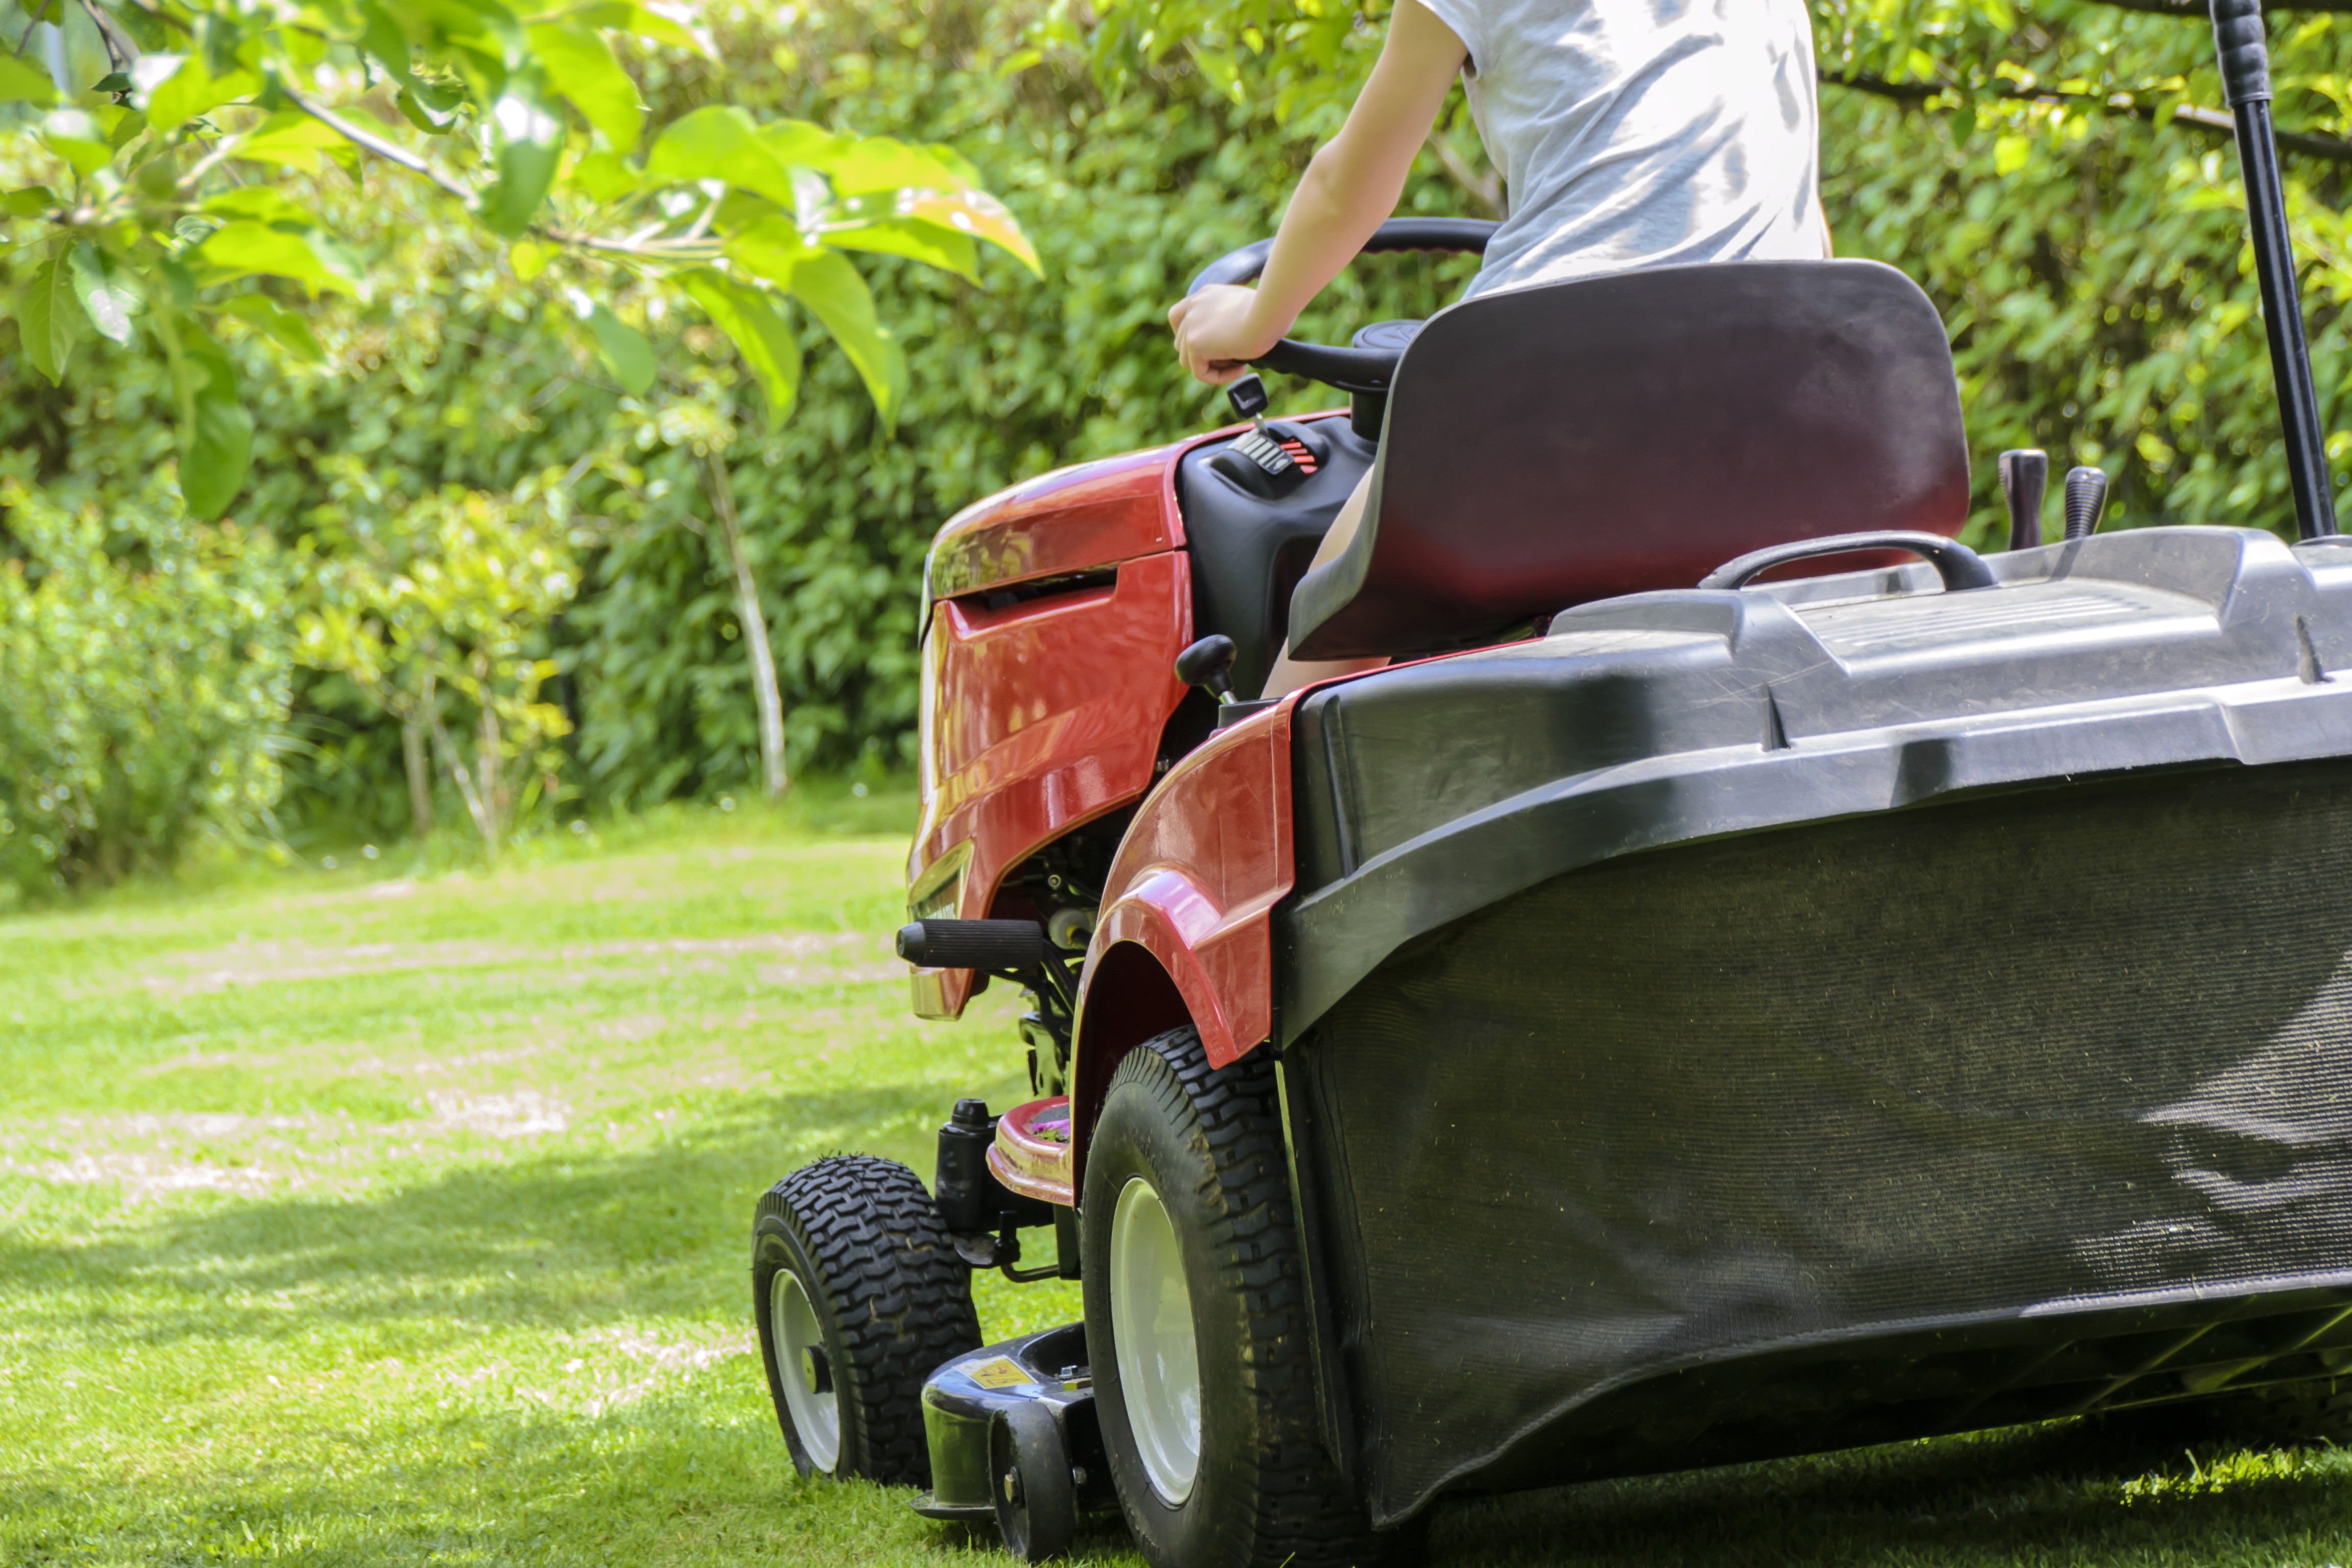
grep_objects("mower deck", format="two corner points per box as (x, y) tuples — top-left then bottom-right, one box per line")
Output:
(913, 1324), (1113, 1524)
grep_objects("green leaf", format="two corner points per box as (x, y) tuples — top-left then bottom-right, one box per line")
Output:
(526, 21), (643, 151)
(831, 186), (1038, 276)
(194, 222), (366, 299)
(480, 70), (564, 237)
(757, 119), (842, 169)
(0, 55), (57, 107)
(360, 2), (464, 128)
(679, 270), (800, 431)
(573, 1), (710, 58)
(508, 238), (551, 281)
(785, 249), (904, 428)
(68, 242), (140, 346)
(2, 186), (56, 218)
(1186, 40), (1245, 105)
(203, 187), (320, 226)
(573, 296), (655, 395)
(823, 219), (979, 283)
(43, 134), (112, 178)
(195, 13), (242, 80)
(233, 113), (355, 174)
(169, 321), (253, 521)
(145, 56), (259, 136)
(645, 106), (799, 208)
(566, 149), (636, 202)
(393, 88), (460, 133)
(721, 214), (814, 290)
(819, 135), (971, 196)
(215, 293), (327, 364)
(15, 251), (80, 384)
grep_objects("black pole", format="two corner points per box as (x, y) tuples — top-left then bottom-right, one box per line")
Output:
(2212, 0), (2339, 539)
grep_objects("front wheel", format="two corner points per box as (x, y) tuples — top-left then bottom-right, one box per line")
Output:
(753, 1155), (982, 1483)
(1082, 1027), (1397, 1568)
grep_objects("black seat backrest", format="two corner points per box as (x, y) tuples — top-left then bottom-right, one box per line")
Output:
(1287, 260), (1970, 661)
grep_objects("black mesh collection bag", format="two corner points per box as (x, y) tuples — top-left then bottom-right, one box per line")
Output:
(1295, 760), (2352, 1522)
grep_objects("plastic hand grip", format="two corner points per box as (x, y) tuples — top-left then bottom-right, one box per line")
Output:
(1174, 634), (1238, 699)
(1999, 449), (2048, 552)
(2064, 467), (2111, 541)
(2212, 0), (2272, 106)
(1700, 531), (1997, 593)
(897, 919), (1049, 970)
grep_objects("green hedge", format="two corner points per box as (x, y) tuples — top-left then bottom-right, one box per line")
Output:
(6, 0), (2350, 875)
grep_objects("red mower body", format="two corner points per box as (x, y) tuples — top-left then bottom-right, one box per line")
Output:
(907, 424), (1311, 1029)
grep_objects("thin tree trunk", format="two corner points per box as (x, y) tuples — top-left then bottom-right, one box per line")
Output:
(401, 718), (433, 840)
(474, 652), (503, 838)
(1423, 128), (1503, 218)
(706, 451), (789, 800)
(421, 669), (498, 860)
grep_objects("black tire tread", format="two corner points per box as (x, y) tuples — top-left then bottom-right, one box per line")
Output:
(1111, 1028), (1392, 1567)
(754, 1154), (982, 1484)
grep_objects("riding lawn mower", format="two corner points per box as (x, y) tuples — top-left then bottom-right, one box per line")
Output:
(752, 5), (2352, 1563)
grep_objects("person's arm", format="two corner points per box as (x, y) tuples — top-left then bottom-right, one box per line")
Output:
(1169, 0), (1468, 385)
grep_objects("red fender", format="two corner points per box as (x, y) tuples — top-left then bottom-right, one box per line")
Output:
(1068, 698), (1297, 1186)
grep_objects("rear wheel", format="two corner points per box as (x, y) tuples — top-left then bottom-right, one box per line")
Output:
(753, 1155), (982, 1482)
(1082, 1026), (1396, 1568)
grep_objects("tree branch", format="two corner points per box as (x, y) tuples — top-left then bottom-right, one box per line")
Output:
(272, 78), (721, 262)
(1822, 71), (2352, 166)
(77, 0), (137, 74)
(1422, 128), (1502, 219)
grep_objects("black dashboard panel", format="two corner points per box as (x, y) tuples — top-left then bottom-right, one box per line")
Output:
(1173, 414), (1376, 701)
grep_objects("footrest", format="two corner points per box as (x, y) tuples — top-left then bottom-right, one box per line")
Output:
(987, 1096), (1073, 1207)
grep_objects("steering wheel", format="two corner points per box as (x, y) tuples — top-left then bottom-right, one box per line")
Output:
(1185, 218), (1499, 394)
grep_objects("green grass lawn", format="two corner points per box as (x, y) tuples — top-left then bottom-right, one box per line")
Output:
(6, 792), (2352, 1566)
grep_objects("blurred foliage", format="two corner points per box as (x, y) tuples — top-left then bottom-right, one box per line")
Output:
(9, 0), (2352, 886)
(2, 0), (1480, 864)
(297, 472), (583, 852)
(0, 460), (290, 899)
(0, 0), (1029, 878)
(0, 0), (1032, 517)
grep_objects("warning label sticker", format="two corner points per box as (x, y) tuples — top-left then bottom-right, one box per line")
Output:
(964, 1357), (1035, 1391)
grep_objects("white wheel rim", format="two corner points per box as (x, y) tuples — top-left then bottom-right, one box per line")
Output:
(771, 1268), (841, 1471)
(1111, 1175), (1202, 1504)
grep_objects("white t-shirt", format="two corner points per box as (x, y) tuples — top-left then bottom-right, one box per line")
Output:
(1416, 0), (1831, 298)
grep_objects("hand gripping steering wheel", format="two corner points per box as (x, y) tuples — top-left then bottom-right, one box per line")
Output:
(1184, 217), (1499, 394)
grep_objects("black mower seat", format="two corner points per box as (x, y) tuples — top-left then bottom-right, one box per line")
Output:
(1286, 260), (1971, 661)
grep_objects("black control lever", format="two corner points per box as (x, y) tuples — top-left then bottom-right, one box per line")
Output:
(1999, 450), (2048, 551)
(1210, 373), (1320, 496)
(1175, 634), (1238, 705)
(2211, 0), (2338, 540)
(1226, 374), (1270, 425)
(2064, 467), (2111, 541)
